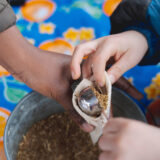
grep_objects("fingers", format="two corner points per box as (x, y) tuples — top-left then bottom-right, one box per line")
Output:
(70, 36), (117, 85)
(98, 118), (129, 158)
(71, 31), (147, 86)
(91, 42), (115, 86)
(71, 38), (105, 80)
(80, 40), (115, 86)
(103, 118), (128, 134)
(70, 41), (97, 80)
(81, 123), (94, 132)
(82, 58), (92, 79)
(107, 50), (139, 84)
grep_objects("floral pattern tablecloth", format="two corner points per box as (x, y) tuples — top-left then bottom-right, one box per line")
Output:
(0, 0), (160, 159)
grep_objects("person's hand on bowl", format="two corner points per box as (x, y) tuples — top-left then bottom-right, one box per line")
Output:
(99, 118), (160, 160)
(70, 31), (148, 86)
(0, 25), (93, 132)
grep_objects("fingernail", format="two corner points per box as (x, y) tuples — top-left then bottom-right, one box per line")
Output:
(99, 76), (105, 87)
(99, 81), (105, 87)
(109, 74), (115, 84)
(82, 123), (94, 132)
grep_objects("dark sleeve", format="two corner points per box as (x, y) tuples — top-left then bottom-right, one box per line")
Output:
(125, 23), (160, 65)
(110, 0), (160, 65)
(0, 0), (16, 33)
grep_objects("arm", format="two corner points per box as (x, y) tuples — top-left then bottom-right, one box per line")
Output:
(111, 0), (160, 65)
(71, 0), (157, 84)
(0, 0), (93, 132)
(124, 23), (160, 65)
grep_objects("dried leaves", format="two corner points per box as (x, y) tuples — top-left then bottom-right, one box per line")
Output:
(17, 113), (100, 160)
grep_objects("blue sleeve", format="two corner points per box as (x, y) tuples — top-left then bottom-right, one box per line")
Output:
(147, 0), (160, 36)
(110, 0), (160, 65)
(125, 23), (160, 65)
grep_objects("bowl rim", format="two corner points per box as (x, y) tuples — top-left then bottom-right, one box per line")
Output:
(4, 91), (36, 160)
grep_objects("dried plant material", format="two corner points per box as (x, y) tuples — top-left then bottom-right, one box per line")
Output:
(17, 113), (100, 160)
(91, 86), (108, 110)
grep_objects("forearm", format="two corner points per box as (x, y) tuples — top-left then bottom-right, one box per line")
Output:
(0, 25), (71, 97)
(0, 26), (36, 78)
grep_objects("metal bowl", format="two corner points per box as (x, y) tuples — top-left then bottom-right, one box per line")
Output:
(4, 88), (146, 160)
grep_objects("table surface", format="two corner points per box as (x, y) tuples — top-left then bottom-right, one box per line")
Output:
(0, 0), (160, 159)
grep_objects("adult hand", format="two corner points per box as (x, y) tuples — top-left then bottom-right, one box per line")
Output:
(99, 118), (160, 160)
(0, 26), (93, 132)
(71, 31), (148, 85)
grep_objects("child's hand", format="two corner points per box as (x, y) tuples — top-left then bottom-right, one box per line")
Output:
(98, 118), (160, 160)
(71, 31), (148, 85)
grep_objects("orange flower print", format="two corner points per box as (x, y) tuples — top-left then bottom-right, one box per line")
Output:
(103, 0), (122, 16)
(39, 39), (73, 55)
(64, 28), (79, 42)
(21, 0), (56, 22)
(39, 23), (55, 34)
(145, 84), (159, 100)
(79, 28), (94, 41)
(0, 108), (10, 160)
(0, 108), (10, 142)
(0, 65), (10, 77)
(153, 73), (160, 88)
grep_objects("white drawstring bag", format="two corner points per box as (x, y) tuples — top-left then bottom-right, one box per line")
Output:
(72, 71), (112, 144)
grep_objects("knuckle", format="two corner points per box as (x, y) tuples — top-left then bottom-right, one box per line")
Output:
(104, 36), (114, 46)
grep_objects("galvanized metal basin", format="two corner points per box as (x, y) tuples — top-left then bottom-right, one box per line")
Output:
(4, 88), (146, 160)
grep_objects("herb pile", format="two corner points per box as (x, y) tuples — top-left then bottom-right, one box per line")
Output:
(17, 112), (100, 160)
